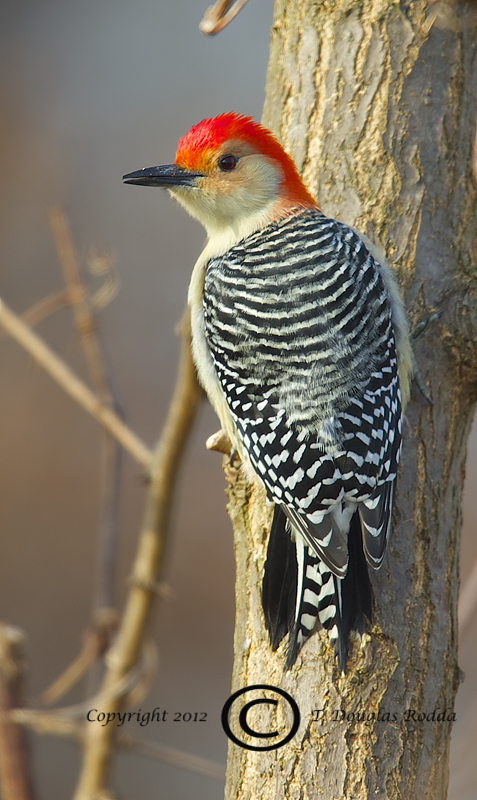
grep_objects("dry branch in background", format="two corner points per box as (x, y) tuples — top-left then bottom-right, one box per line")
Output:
(0, 626), (38, 800)
(11, 708), (225, 783)
(199, 0), (250, 34)
(0, 305), (205, 792)
(119, 736), (225, 781)
(39, 611), (119, 707)
(49, 207), (125, 628)
(0, 215), (209, 795)
(0, 297), (152, 468)
(223, 2), (477, 799)
(73, 311), (203, 799)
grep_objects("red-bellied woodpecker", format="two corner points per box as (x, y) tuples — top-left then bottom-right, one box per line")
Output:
(123, 113), (413, 671)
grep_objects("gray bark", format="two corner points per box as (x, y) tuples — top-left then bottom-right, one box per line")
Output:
(223, 1), (477, 798)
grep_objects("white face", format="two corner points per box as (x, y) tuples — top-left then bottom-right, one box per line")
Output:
(170, 140), (284, 239)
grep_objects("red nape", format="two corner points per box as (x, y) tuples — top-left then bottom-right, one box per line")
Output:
(175, 112), (317, 208)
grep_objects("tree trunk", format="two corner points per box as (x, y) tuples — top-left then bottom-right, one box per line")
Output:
(223, 1), (477, 798)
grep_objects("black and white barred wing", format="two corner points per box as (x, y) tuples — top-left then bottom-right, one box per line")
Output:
(203, 209), (402, 577)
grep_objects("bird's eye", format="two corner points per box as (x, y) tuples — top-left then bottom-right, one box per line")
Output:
(219, 154), (238, 171)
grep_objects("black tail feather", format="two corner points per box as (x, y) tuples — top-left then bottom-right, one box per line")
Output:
(337, 511), (373, 669)
(262, 505), (297, 651)
(262, 506), (373, 672)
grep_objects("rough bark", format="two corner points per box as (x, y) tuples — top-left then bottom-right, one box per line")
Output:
(223, 2), (477, 799)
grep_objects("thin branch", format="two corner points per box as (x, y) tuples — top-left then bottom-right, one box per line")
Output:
(10, 644), (152, 752)
(92, 436), (123, 618)
(86, 249), (119, 313)
(206, 428), (232, 454)
(12, 711), (224, 782)
(0, 625), (38, 800)
(9, 712), (82, 742)
(49, 208), (117, 402)
(40, 611), (119, 707)
(119, 736), (225, 782)
(13, 658), (145, 726)
(0, 290), (72, 340)
(73, 310), (203, 799)
(50, 207), (125, 619)
(199, 0), (249, 35)
(0, 297), (152, 468)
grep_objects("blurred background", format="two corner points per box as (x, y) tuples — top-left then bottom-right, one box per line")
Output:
(0, 1), (475, 798)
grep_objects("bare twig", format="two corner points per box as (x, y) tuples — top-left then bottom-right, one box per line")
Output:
(0, 625), (38, 800)
(206, 428), (232, 454)
(73, 310), (203, 799)
(49, 208), (116, 402)
(119, 736), (225, 781)
(0, 290), (72, 340)
(199, 0), (249, 34)
(121, 641), (158, 708)
(14, 655), (146, 727)
(10, 711), (82, 741)
(0, 297), (152, 468)
(50, 207), (125, 620)
(12, 710), (224, 782)
(40, 610), (119, 706)
(86, 249), (119, 313)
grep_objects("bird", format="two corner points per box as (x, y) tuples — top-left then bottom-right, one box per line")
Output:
(123, 112), (413, 671)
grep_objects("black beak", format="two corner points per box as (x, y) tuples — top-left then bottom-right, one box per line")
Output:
(122, 164), (204, 187)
